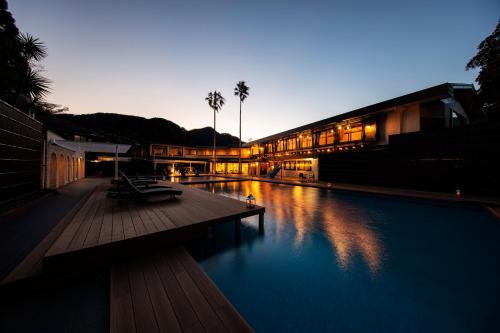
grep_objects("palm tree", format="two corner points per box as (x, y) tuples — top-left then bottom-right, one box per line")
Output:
(205, 91), (225, 174)
(19, 33), (47, 62)
(234, 81), (249, 174)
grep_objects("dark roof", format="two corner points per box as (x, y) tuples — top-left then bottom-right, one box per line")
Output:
(247, 83), (474, 145)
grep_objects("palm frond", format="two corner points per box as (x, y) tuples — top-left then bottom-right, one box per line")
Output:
(19, 33), (47, 61)
(24, 67), (51, 98)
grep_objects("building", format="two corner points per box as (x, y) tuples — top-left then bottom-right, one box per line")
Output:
(44, 131), (131, 188)
(44, 130), (86, 189)
(141, 144), (251, 175)
(246, 83), (480, 181)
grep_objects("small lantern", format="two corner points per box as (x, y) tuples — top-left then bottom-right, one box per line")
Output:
(246, 194), (256, 208)
(455, 188), (461, 196)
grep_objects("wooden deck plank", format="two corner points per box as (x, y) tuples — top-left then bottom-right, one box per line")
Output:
(110, 261), (136, 333)
(110, 248), (254, 333)
(98, 194), (114, 245)
(46, 188), (102, 255)
(134, 203), (159, 235)
(141, 257), (183, 333)
(154, 253), (205, 333)
(83, 190), (107, 248)
(45, 182), (264, 271)
(172, 247), (254, 333)
(67, 189), (105, 251)
(128, 259), (160, 333)
(111, 202), (125, 242)
(126, 202), (148, 237)
(166, 249), (228, 333)
(119, 202), (137, 240)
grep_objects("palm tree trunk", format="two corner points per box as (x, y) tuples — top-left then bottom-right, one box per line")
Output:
(213, 108), (216, 175)
(238, 99), (242, 174)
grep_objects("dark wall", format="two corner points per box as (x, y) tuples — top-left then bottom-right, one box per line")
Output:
(0, 101), (43, 204)
(319, 122), (500, 196)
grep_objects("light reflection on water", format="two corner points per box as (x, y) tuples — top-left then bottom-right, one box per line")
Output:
(189, 181), (499, 333)
(197, 180), (383, 273)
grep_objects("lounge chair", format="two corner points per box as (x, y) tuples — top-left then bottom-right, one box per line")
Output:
(107, 174), (182, 198)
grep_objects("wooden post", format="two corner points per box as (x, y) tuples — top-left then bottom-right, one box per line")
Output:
(258, 212), (264, 235)
(235, 219), (241, 245)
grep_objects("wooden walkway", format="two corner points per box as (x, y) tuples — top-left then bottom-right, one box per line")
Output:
(44, 181), (264, 269)
(111, 247), (253, 333)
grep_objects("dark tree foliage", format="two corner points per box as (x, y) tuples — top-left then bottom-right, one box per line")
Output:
(466, 21), (500, 118)
(0, 0), (63, 115)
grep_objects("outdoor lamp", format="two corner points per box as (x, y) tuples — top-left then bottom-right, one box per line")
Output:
(246, 194), (256, 208)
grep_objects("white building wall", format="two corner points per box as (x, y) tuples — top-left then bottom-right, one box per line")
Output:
(44, 131), (85, 189)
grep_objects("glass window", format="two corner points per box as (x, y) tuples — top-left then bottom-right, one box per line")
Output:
(300, 135), (312, 148)
(318, 132), (327, 145)
(327, 129), (335, 144)
(364, 123), (377, 141)
(350, 125), (363, 141)
(287, 138), (297, 150)
(296, 160), (312, 171)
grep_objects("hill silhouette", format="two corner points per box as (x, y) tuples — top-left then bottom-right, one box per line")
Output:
(40, 113), (241, 147)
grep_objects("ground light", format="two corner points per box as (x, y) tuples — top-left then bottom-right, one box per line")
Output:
(246, 194), (256, 208)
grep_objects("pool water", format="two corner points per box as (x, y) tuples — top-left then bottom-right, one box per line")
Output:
(189, 181), (499, 333)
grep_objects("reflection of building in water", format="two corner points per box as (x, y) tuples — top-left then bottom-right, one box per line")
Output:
(321, 201), (382, 273)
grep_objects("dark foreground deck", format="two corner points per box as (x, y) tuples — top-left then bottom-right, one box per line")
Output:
(111, 247), (253, 333)
(44, 181), (264, 269)
(2, 179), (263, 332)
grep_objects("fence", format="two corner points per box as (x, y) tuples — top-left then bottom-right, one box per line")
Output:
(0, 101), (43, 205)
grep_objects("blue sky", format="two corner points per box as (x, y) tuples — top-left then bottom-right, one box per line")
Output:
(9, 0), (499, 140)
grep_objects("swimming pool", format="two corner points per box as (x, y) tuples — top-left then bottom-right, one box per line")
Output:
(189, 181), (499, 332)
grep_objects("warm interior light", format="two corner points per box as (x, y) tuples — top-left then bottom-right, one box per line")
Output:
(346, 126), (350, 130)
(366, 125), (372, 129)
(331, 129), (334, 133)
(338, 125), (342, 130)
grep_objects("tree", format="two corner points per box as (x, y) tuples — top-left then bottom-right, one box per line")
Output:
(205, 91), (225, 174)
(234, 81), (249, 174)
(0, 1), (58, 116)
(466, 21), (500, 118)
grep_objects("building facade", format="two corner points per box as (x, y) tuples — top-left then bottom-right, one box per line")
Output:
(245, 83), (479, 181)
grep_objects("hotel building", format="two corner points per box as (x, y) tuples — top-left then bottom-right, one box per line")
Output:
(141, 83), (479, 182)
(245, 83), (479, 181)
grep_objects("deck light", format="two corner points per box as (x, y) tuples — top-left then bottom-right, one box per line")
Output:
(338, 125), (342, 130)
(246, 194), (256, 208)
(331, 129), (334, 133)
(346, 126), (350, 130)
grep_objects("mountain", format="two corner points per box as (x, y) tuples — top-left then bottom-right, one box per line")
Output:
(39, 113), (241, 147)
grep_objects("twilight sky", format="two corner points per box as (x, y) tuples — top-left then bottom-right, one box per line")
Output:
(9, 0), (499, 140)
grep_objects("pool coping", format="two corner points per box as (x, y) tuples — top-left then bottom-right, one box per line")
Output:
(180, 175), (500, 210)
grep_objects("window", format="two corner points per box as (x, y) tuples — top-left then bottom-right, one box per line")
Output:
(318, 131), (327, 145)
(287, 138), (297, 150)
(296, 160), (312, 171)
(350, 125), (363, 141)
(300, 135), (312, 148)
(327, 129), (335, 144)
(283, 161), (296, 170)
(364, 123), (377, 141)
(277, 140), (285, 152)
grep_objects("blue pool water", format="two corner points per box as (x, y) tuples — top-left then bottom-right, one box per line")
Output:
(190, 181), (500, 333)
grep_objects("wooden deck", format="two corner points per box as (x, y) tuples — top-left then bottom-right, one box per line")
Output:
(111, 247), (253, 333)
(44, 181), (264, 269)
